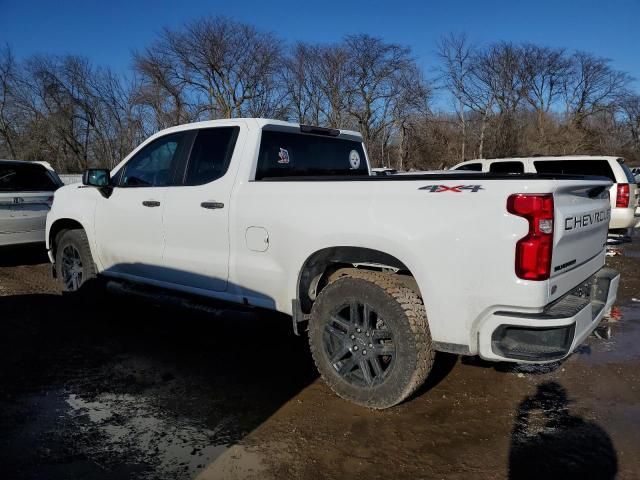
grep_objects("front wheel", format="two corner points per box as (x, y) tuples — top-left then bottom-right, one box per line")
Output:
(55, 229), (98, 293)
(308, 270), (434, 409)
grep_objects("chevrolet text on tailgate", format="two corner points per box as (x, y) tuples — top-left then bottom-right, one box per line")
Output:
(45, 119), (620, 409)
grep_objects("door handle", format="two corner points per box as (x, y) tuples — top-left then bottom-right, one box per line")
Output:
(201, 201), (224, 209)
(142, 200), (161, 207)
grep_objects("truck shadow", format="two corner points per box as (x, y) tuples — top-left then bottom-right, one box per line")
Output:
(509, 381), (617, 480)
(0, 277), (317, 479)
(461, 355), (566, 375)
(411, 351), (459, 398)
(0, 243), (49, 266)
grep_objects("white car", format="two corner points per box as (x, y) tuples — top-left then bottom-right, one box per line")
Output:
(46, 119), (618, 408)
(451, 156), (639, 231)
(0, 160), (62, 246)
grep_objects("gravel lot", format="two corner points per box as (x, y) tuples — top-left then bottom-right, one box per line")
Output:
(0, 241), (639, 480)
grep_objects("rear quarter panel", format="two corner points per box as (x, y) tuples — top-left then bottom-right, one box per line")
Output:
(229, 177), (585, 349)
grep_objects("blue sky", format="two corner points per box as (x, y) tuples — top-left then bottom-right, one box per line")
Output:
(2, 0), (639, 90)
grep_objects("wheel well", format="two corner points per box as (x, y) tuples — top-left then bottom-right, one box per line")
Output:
(49, 219), (84, 256)
(297, 247), (420, 314)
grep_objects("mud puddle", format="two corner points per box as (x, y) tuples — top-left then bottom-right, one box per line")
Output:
(0, 350), (250, 480)
(574, 303), (640, 366)
(65, 390), (229, 478)
(0, 265), (316, 479)
(621, 248), (640, 258)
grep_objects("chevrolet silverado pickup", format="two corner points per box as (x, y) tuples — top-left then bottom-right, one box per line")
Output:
(46, 118), (619, 408)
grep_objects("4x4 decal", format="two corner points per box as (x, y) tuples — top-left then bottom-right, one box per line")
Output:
(419, 185), (484, 193)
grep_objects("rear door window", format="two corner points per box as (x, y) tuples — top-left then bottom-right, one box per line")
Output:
(533, 160), (615, 181)
(489, 161), (524, 173)
(255, 130), (368, 180)
(454, 163), (482, 171)
(0, 163), (61, 192)
(183, 127), (239, 185)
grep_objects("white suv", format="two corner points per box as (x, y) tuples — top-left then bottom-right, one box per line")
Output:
(452, 156), (639, 230)
(0, 160), (63, 246)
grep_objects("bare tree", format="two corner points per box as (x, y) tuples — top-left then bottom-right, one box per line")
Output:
(0, 53), (143, 170)
(520, 44), (570, 140)
(437, 34), (498, 159)
(437, 34), (474, 161)
(393, 64), (431, 170)
(88, 70), (146, 167)
(0, 45), (20, 159)
(281, 42), (323, 124)
(133, 46), (194, 130)
(2, 25), (640, 173)
(620, 94), (640, 152)
(136, 16), (284, 121)
(344, 34), (418, 166)
(474, 43), (527, 156)
(563, 52), (631, 128)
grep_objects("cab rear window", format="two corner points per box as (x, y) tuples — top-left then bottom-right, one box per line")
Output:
(0, 163), (61, 192)
(255, 130), (368, 180)
(454, 163), (482, 171)
(489, 161), (524, 173)
(533, 160), (615, 181)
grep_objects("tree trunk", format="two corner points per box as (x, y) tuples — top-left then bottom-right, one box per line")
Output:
(479, 113), (487, 159)
(459, 100), (466, 161)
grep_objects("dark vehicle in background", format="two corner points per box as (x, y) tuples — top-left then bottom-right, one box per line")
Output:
(0, 160), (63, 246)
(371, 167), (398, 176)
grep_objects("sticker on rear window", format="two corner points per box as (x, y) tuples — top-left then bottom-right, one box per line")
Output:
(349, 150), (361, 170)
(278, 148), (290, 164)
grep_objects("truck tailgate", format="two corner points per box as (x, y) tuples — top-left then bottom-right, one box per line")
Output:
(552, 181), (611, 278)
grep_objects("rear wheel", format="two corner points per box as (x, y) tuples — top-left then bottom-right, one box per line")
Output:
(55, 229), (98, 293)
(309, 270), (434, 409)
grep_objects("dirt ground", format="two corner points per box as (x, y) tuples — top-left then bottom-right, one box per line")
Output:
(0, 240), (639, 480)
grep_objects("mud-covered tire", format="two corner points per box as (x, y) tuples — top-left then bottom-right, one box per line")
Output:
(309, 270), (434, 409)
(55, 229), (99, 294)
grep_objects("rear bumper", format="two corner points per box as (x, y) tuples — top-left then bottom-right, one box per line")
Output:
(477, 267), (619, 362)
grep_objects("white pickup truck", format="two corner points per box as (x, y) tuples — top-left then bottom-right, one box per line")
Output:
(46, 118), (619, 408)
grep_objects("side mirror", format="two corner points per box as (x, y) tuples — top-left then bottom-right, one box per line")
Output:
(82, 169), (110, 187)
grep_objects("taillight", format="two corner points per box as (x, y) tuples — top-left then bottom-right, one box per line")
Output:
(507, 194), (554, 281)
(616, 183), (630, 208)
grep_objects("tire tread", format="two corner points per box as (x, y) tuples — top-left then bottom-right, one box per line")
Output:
(56, 229), (98, 292)
(309, 269), (434, 408)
